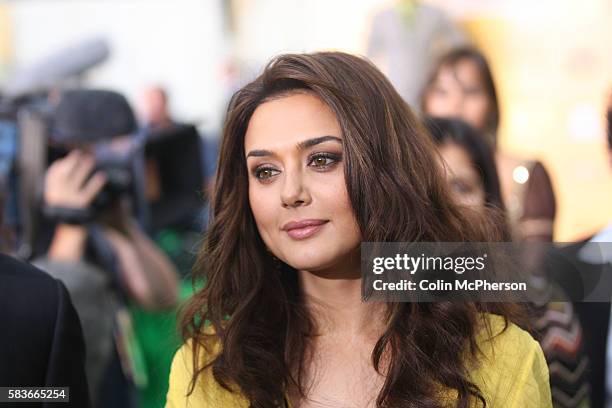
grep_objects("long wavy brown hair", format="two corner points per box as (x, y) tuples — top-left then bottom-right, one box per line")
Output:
(181, 52), (523, 408)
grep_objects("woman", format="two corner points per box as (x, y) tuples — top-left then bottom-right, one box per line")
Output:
(423, 117), (505, 216)
(166, 52), (551, 407)
(425, 117), (590, 408)
(421, 47), (556, 243)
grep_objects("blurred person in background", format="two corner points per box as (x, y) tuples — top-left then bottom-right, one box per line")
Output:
(604, 88), (612, 408)
(138, 84), (217, 230)
(425, 117), (505, 216)
(425, 116), (591, 408)
(139, 86), (175, 133)
(366, 0), (468, 106)
(547, 90), (612, 408)
(422, 47), (557, 244)
(33, 89), (179, 408)
(0, 164), (91, 407)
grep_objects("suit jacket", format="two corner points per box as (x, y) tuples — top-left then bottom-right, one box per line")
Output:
(0, 253), (91, 407)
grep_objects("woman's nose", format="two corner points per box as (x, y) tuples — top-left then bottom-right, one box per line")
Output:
(449, 93), (464, 115)
(280, 169), (311, 209)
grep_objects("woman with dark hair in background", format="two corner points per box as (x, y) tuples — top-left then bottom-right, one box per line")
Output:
(422, 47), (557, 244)
(424, 117), (505, 214)
(166, 52), (551, 407)
(425, 116), (590, 408)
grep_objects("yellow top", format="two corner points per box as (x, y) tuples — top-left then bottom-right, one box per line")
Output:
(165, 314), (552, 408)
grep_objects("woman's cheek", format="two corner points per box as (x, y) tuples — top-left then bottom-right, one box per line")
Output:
(249, 186), (276, 240)
(330, 180), (361, 241)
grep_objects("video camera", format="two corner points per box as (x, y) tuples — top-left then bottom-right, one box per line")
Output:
(44, 89), (141, 218)
(6, 89), (145, 258)
(2, 91), (205, 259)
(0, 39), (206, 258)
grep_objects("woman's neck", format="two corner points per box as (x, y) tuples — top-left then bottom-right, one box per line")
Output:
(298, 268), (387, 338)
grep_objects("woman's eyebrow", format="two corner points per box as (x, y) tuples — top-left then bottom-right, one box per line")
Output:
(296, 135), (342, 150)
(246, 149), (274, 158)
(246, 135), (342, 159)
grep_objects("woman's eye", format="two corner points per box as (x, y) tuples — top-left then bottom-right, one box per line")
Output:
(308, 153), (341, 169)
(254, 167), (279, 180)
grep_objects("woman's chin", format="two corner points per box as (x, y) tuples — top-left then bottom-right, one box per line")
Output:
(281, 251), (357, 276)
(273, 237), (361, 274)
(282, 257), (333, 272)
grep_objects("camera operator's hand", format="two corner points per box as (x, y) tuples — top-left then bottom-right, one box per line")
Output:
(44, 150), (107, 209)
(46, 150), (106, 262)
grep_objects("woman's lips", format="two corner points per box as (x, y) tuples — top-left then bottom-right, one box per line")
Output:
(283, 220), (329, 240)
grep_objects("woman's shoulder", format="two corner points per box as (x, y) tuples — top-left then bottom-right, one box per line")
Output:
(469, 313), (552, 408)
(165, 332), (249, 408)
(166, 316), (552, 408)
(475, 313), (537, 353)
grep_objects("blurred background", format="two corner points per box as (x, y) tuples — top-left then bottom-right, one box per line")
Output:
(1, 0), (611, 240)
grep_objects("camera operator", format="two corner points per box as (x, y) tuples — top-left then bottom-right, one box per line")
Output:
(33, 89), (179, 407)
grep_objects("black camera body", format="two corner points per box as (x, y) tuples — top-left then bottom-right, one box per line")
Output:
(9, 90), (143, 257)
(40, 90), (141, 223)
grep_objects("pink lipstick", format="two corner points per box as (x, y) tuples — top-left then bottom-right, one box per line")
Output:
(281, 219), (328, 240)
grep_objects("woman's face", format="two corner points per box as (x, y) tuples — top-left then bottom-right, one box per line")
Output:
(439, 142), (486, 210)
(245, 92), (361, 273)
(424, 59), (492, 133)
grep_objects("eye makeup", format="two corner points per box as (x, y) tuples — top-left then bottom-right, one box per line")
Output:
(307, 152), (342, 169)
(250, 150), (343, 182)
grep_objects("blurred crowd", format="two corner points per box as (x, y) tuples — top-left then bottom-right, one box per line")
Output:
(0, 1), (611, 408)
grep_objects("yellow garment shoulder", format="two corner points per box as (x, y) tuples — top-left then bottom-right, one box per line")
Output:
(165, 332), (250, 408)
(165, 314), (551, 408)
(467, 314), (552, 407)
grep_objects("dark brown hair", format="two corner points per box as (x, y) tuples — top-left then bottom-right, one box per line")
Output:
(422, 47), (500, 142)
(181, 51), (521, 408)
